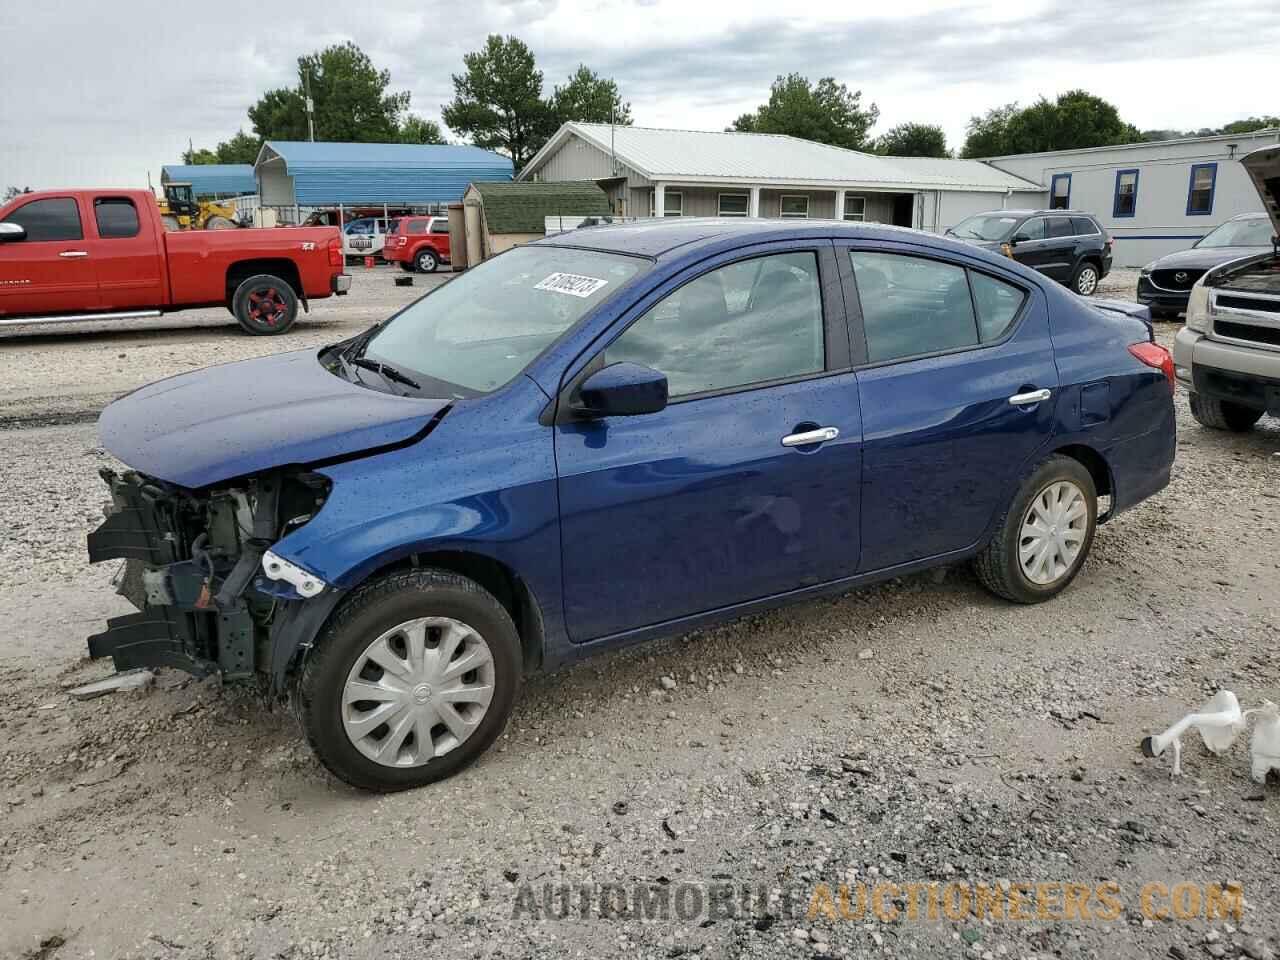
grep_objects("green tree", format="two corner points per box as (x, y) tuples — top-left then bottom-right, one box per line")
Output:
(732, 74), (879, 151)
(875, 122), (950, 158)
(398, 115), (446, 144)
(961, 91), (1139, 157)
(248, 42), (411, 143)
(183, 130), (262, 166)
(1219, 116), (1280, 134)
(443, 35), (554, 169)
(550, 65), (632, 126)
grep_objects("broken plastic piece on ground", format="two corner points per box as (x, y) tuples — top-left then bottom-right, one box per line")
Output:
(1250, 700), (1280, 784)
(1140, 690), (1245, 777)
(68, 668), (155, 701)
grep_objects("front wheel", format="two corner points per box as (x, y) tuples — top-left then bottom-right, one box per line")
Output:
(974, 455), (1097, 604)
(231, 274), (299, 335)
(297, 569), (522, 792)
(415, 249), (438, 273)
(1188, 392), (1263, 432)
(1071, 261), (1100, 296)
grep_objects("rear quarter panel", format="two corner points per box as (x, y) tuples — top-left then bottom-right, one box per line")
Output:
(163, 226), (341, 304)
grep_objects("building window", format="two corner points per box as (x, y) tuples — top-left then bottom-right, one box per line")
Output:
(779, 195), (809, 218)
(1050, 173), (1071, 210)
(1112, 169), (1139, 218)
(844, 196), (866, 221)
(1187, 163), (1217, 216)
(650, 191), (684, 217)
(718, 193), (749, 217)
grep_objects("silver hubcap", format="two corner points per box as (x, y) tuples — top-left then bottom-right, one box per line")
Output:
(1019, 480), (1089, 585)
(342, 617), (495, 767)
(1077, 268), (1098, 295)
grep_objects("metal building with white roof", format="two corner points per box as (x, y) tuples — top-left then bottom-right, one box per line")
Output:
(518, 122), (1044, 231)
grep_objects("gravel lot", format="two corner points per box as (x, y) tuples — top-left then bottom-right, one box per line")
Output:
(3, 265), (1279, 960)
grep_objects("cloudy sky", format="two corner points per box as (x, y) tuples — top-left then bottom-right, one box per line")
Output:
(1, 0), (1277, 189)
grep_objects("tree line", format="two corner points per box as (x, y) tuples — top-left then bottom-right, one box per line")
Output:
(177, 37), (1279, 173)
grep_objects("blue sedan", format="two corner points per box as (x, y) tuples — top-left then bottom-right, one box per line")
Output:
(87, 219), (1176, 791)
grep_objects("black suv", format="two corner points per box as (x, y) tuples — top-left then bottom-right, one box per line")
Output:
(946, 210), (1113, 296)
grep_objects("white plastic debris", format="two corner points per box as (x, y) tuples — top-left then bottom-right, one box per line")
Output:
(68, 669), (155, 701)
(1249, 700), (1280, 784)
(1141, 690), (1245, 777)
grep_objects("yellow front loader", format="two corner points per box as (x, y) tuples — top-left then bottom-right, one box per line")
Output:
(158, 182), (239, 231)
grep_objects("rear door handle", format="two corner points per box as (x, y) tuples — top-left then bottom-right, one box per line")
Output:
(781, 426), (839, 447)
(1008, 388), (1051, 406)
(59, 250), (89, 258)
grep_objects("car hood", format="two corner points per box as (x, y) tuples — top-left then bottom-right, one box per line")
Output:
(1242, 143), (1280, 236)
(1150, 245), (1270, 271)
(99, 349), (450, 488)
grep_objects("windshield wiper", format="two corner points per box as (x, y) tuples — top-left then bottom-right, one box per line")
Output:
(352, 356), (422, 390)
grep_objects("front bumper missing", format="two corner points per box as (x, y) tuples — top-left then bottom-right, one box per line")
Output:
(86, 469), (338, 688)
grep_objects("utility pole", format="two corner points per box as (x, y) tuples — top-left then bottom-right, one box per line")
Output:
(304, 69), (316, 142)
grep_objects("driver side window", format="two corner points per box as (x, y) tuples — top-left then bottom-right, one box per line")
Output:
(1016, 218), (1045, 241)
(606, 251), (825, 398)
(2, 197), (82, 242)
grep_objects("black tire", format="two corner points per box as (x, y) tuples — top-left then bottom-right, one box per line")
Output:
(1149, 308), (1180, 322)
(231, 274), (299, 335)
(398, 261), (416, 273)
(297, 569), (522, 792)
(974, 455), (1098, 604)
(1071, 261), (1100, 296)
(414, 248), (438, 273)
(1188, 392), (1263, 432)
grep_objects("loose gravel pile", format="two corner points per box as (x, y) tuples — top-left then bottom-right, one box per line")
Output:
(2, 264), (1278, 960)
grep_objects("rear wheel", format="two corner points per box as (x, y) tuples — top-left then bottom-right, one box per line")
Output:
(204, 215), (237, 230)
(231, 274), (298, 335)
(974, 455), (1097, 604)
(1188, 392), (1263, 432)
(297, 569), (521, 792)
(415, 248), (438, 273)
(1071, 261), (1100, 296)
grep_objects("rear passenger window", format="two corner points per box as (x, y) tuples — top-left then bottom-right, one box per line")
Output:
(94, 198), (140, 239)
(970, 272), (1027, 342)
(2, 197), (82, 241)
(1071, 217), (1097, 236)
(408, 221), (428, 234)
(850, 252), (978, 362)
(606, 251), (825, 397)
(431, 220), (450, 234)
(1047, 217), (1074, 238)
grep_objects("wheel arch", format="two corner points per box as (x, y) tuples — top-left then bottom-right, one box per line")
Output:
(1051, 442), (1114, 520)
(226, 259), (304, 304)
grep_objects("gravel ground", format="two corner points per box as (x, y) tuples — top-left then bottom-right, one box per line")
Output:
(2, 264), (1279, 960)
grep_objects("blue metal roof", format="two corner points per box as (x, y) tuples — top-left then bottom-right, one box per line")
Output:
(160, 164), (257, 197)
(259, 141), (513, 205)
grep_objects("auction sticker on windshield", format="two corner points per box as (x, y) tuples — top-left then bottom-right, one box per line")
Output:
(534, 273), (609, 298)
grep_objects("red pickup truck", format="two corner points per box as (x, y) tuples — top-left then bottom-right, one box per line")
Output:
(382, 214), (451, 273)
(0, 189), (350, 335)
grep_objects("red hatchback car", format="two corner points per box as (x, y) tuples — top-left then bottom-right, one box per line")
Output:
(384, 215), (451, 273)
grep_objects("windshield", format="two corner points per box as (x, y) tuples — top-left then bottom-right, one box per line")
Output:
(361, 245), (646, 395)
(948, 214), (1020, 242)
(1194, 217), (1275, 249)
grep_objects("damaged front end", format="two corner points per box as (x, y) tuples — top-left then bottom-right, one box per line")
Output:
(86, 468), (343, 689)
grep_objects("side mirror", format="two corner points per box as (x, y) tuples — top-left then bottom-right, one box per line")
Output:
(0, 222), (26, 243)
(574, 362), (668, 418)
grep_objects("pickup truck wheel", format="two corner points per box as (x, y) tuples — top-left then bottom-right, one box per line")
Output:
(974, 455), (1097, 604)
(297, 569), (521, 792)
(232, 274), (298, 335)
(1071, 262), (1100, 296)
(1188, 392), (1263, 432)
(414, 249), (438, 273)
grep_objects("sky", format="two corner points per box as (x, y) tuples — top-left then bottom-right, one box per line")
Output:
(1, 0), (1277, 190)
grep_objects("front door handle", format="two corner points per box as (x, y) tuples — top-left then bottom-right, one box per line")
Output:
(1008, 388), (1051, 406)
(781, 426), (839, 447)
(59, 250), (89, 258)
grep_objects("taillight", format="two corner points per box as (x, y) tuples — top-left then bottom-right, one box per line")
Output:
(327, 235), (342, 267)
(398, 236), (407, 247)
(1128, 341), (1175, 393)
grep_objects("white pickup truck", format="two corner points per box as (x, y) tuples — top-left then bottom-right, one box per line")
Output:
(1175, 144), (1280, 431)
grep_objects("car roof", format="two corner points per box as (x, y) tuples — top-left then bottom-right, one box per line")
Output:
(1229, 211), (1269, 220)
(965, 209), (1097, 218)
(532, 217), (997, 260)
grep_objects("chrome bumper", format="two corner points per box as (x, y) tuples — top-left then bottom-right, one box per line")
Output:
(333, 273), (352, 295)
